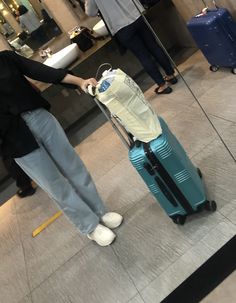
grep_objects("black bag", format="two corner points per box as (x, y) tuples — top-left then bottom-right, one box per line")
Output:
(140, 0), (160, 8)
(70, 27), (94, 52)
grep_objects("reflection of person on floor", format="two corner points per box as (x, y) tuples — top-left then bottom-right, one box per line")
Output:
(85, 0), (178, 94)
(16, 5), (45, 44)
(0, 50), (122, 246)
(2, 156), (36, 198)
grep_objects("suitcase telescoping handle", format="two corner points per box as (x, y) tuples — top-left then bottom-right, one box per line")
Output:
(92, 96), (131, 150)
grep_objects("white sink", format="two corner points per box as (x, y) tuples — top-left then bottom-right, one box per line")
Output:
(93, 20), (109, 37)
(44, 43), (80, 68)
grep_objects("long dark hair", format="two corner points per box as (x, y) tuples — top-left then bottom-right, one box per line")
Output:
(18, 5), (28, 16)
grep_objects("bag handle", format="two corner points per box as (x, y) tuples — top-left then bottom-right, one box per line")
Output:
(79, 26), (106, 41)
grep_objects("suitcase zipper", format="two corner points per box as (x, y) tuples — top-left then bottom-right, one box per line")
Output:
(143, 143), (194, 214)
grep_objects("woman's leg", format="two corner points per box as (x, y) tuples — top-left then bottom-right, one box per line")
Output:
(16, 109), (107, 234)
(15, 144), (100, 235)
(136, 18), (175, 77)
(22, 109), (106, 218)
(116, 21), (166, 86)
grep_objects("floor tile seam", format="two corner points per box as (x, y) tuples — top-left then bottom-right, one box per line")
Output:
(160, 100), (196, 121)
(212, 183), (236, 194)
(112, 199), (224, 294)
(188, 136), (218, 160)
(209, 113), (236, 125)
(127, 293), (146, 303)
(188, 120), (236, 162)
(93, 154), (128, 184)
(110, 192), (157, 296)
(196, 95), (236, 121)
(121, 192), (152, 217)
(190, 87), (236, 124)
(27, 219), (230, 302)
(28, 237), (93, 295)
(218, 215), (236, 228)
(189, 101), (236, 139)
(182, 83), (211, 101)
(19, 209), (231, 299)
(21, 194), (151, 294)
(111, 245), (145, 302)
(167, 98), (219, 130)
(220, 215), (236, 228)
(138, 217), (228, 296)
(13, 199), (34, 303)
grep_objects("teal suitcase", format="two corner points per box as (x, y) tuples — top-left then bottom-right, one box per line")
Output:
(91, 94), (217, 225)
(129, 117), (216, 224)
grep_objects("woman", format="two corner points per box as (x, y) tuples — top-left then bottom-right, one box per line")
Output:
(17, 5), (45, 44)
(0, 50), (122, 246)
(85, 0), (177, 94)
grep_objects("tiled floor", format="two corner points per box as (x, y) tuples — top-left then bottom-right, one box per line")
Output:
(0, 50), (236, 303)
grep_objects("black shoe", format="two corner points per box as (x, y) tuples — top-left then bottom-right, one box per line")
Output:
(17, 187), (36, 198)
(165, 76), (178, 85)
(155, 86), (173, 95)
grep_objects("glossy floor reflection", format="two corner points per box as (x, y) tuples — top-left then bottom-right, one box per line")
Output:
(0, 51), (236, 303)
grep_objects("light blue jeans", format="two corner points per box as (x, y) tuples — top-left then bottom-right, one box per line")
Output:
(15, 109), (106, 234)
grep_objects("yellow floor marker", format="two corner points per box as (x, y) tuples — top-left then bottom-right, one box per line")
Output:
(32, 211), (63, 237)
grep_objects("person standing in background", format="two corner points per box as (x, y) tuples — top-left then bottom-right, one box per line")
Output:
(85, 0), (178, 95)
(2, 156), (36, 198)
(16, 5), (45, 44)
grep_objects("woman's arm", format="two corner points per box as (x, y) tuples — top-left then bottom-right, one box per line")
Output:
(85, 0), (99, 17)
(61, 73), (97, 92)
(4, 50), (97, 91)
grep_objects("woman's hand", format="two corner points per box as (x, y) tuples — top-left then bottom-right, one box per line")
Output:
(61, 74), (98, 92)
(80, 78), (98, 92)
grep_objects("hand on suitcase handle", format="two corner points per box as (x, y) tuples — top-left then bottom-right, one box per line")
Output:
(86, 84), (96, 96)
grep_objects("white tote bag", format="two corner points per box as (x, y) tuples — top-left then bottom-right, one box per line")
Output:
(95, 69), (162, 143)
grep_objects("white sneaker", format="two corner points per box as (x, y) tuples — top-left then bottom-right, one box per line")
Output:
(87, 224), (116, 246)
(101, 212), (123, 229)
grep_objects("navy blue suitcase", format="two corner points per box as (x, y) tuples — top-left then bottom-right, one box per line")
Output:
(187, 8), (236, 73)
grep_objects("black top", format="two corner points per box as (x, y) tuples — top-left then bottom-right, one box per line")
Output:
(0, 50), (68, 158)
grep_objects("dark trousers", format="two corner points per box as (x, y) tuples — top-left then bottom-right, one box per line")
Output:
(3, 157), (32, 191)
(116, 17), (174, 86)
(31, 26), (46, 45)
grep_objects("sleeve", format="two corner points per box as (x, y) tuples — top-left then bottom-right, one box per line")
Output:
(85, 0), (99, 17)
(5, 50), (68, 84)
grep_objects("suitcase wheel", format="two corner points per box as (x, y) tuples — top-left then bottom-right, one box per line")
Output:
(205, 200), (217, 212)
(172, 215), (186, 225)
(231, 68), (236, 75)
(210, 65), (219, 72)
